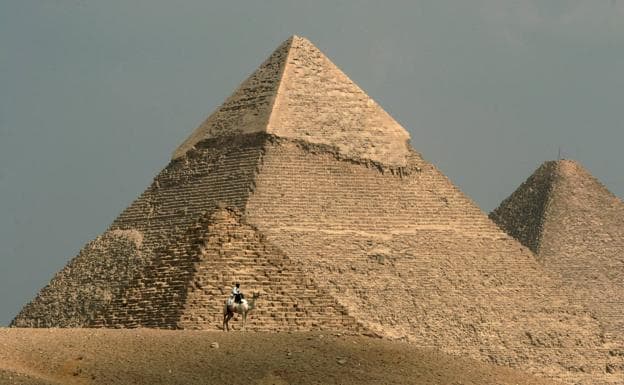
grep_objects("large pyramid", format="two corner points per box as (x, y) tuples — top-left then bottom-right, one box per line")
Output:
(12, 37), (618, 384)
(490, 160), (624, 359)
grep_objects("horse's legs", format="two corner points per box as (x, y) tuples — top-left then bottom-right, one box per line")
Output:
(224, 312), (233, 332)
(223, 305), (228, 331)
(242, 311), (247, 331)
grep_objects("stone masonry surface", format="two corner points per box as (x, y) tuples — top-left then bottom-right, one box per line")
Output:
(173, 39), (290, 160)
(491, 160), (624, 377)
(12, 37), (622, 385)
(174, 36), (411, 167)
(13, 134), (265, 328)
(245, 140), (617, 385)
(266, 36), (411, 166)
(177, 208), (366, 332)
(14, 135), (618, 385)
(12, 230), (145, 328)
(490, 162), (556, 254)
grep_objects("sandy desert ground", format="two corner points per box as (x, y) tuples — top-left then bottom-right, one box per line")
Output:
(0, 327), (561, 385)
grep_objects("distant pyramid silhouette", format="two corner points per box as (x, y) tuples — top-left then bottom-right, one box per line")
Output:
(13, 37), (614, 384)
(491, 160), (624, 341)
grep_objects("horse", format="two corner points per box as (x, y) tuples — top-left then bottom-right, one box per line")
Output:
(223, 292), (259, 331)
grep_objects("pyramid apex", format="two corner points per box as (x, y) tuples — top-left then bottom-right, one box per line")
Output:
(287, 34), (310, 41)
(509, 159), (592, 196)
(531, 159), (585, 180)
(548, 158), (580, 166)
(173, 36), (411, 166)
(554, 158), (582, 171)
(491, 157), (622, 253)
(542, 159), (590, 179)
(281, 34), (310, 48)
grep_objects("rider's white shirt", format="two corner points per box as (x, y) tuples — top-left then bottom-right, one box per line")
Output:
(227, 296), (246, 306)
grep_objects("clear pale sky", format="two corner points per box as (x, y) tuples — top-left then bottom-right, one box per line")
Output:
(1, 1), (623, 326)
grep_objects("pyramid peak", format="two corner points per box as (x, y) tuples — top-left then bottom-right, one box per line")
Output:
(553, 159), (585, 176)
(512, 159), (599, 199)
(285, 34), (312, 44)
(538, 159), (598, 182)
(491, 158), (622, 253)
(173, 36), (411, 166)
(545, 158), (580, 167)
(529, 159), (587, 181)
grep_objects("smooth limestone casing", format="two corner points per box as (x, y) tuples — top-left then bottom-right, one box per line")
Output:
(174, 36), (411, 167)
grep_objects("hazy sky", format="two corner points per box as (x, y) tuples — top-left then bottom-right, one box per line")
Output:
(1, 1), (623, 326)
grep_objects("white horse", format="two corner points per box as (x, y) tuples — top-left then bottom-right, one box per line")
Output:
(223, 292), (259, 331)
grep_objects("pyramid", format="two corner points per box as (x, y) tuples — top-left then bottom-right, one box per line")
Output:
(491, 160), (624, 342)
(173, 36), (410, 166)
(12, 37), (617, 384)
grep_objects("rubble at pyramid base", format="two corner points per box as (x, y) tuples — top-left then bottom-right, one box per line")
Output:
(11, 36), (624, 385)
(11, 134), (621, 384)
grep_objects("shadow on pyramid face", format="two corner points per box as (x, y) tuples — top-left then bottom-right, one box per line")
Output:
(491, 159), (624, 343)
(11, 36), (619, 385)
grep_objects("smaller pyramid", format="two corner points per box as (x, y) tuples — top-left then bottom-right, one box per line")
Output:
(490, 160), (624, 342)
(95, 207), (367, 331)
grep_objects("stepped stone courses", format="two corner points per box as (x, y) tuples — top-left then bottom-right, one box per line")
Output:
(491, 160), (624, 376)
(11, 230), (146, 327)
(11, 36), (621, 384)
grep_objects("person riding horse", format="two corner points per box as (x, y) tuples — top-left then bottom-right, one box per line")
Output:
(231, 282), (244, 304)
